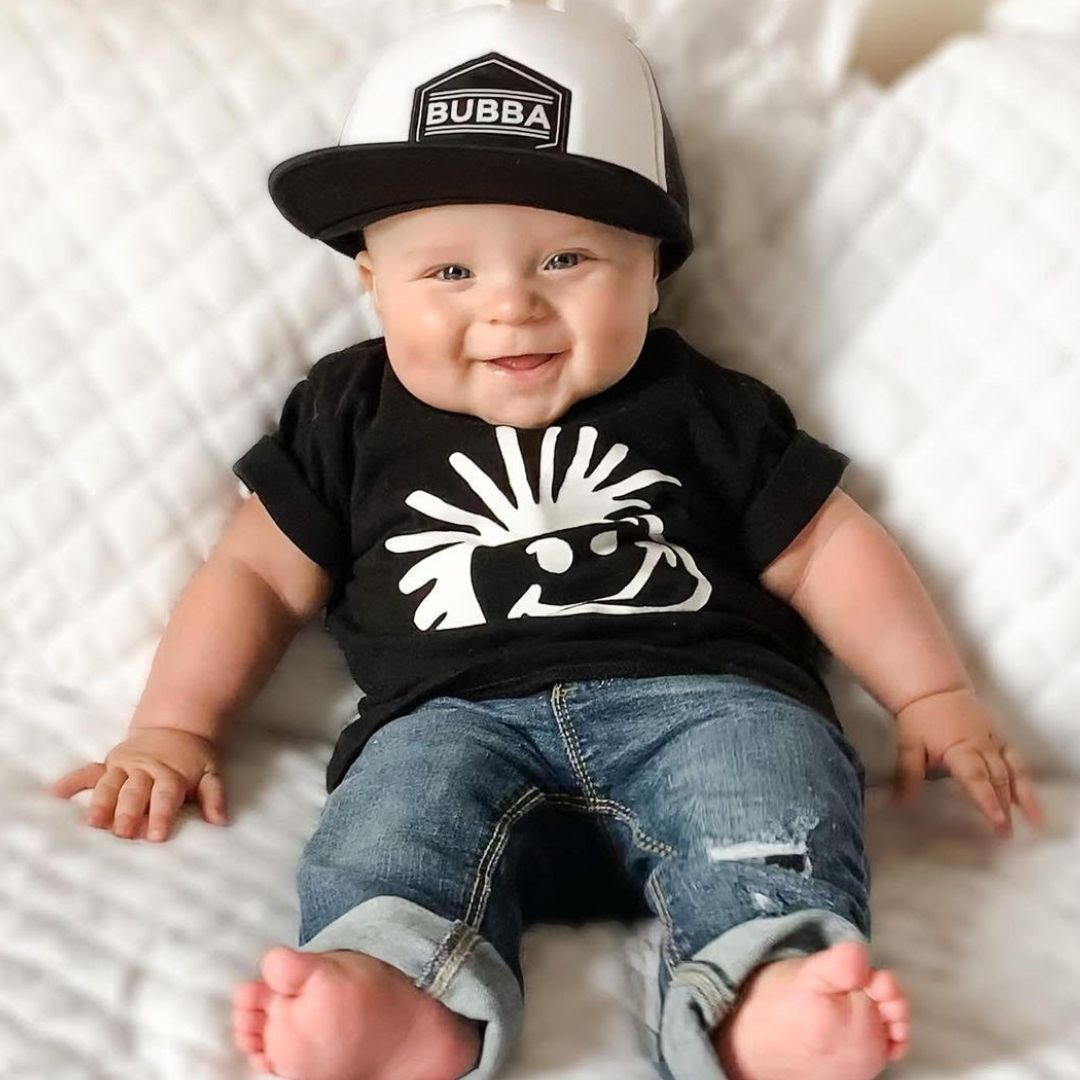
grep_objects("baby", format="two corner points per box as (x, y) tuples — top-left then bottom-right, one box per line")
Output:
(52, 4), (1046, 1080)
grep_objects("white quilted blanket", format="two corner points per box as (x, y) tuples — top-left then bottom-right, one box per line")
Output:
(3, 0), (1079, 1076)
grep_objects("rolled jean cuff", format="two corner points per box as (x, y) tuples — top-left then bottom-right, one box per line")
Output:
(659, 909), (869, 1080)
(299, 895), (524, 1080)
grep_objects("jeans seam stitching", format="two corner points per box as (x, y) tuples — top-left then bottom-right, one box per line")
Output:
(550, 682), (598, 800)
(548, 686), (677, 858)
(417, 922), (464, 989)
(545, 792), (677, 858)
(647, 870), (682, 973)
(464, 786), (547, 928)
(419, 922), (482, 997)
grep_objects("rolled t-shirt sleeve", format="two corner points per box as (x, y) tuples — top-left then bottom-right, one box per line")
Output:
(232, 357), (354, 582)
(688, 349), (850, 576)
(735, 381), (850, 574)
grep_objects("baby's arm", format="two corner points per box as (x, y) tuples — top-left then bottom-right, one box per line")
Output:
(52, 494), (333, 841)
(127, 493), (332, 742)
(759, 488), (1045, 837)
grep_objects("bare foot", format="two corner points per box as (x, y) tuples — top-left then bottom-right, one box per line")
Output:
(231, 946), (482, 1080)
(712, 942), (910, 1080)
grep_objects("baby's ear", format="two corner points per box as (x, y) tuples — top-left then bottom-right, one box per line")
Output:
(355, 250), (376, 300)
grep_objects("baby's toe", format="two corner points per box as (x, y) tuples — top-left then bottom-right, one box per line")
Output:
(260, 945), (317, 996)
(232, 978), (273, 1012)
(234, 1027), (264, 1057)
(876, 995), (909, 1024)
(231, 979), (272, 1057)
(863, 968), (910, 1060)
(864, 967), (906, 1005)
(886, 1022), (911, 1060)
(233, 1007), (265, 1044)
(889, 1019), (910, 1042)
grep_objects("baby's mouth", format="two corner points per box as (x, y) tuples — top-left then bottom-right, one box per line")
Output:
(485, 353), (557, 370)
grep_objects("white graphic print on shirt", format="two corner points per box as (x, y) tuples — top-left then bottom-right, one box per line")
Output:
(385, 425), (713, 629)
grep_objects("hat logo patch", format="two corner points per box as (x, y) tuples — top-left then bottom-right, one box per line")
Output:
(412, 52), (570, 151)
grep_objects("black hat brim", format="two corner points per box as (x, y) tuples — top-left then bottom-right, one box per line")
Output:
(268, 142), (693, 280)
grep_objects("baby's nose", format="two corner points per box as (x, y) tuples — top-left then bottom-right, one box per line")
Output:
(478, 280), (549, 324)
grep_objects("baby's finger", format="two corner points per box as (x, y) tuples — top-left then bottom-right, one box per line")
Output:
(121, 814), (150, 841)
(1002, 745), (1046, 829)
(197, 769), (228, 826)
(113, 770), (154, 839)
(51, 762), (106, 800)
(146, 773), (186, 843)
(945, 745), (1010, 836)
(982, 747), (1014, 831)
(86, 767), (128, 829)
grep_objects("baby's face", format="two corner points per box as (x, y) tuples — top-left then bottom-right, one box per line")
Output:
(355, 204), (660, 429)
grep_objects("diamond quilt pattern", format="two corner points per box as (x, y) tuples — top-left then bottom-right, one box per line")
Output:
(2, 0), (1080, 1077)
(0, 0), (390, 742)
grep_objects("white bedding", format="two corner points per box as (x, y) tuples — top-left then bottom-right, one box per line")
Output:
(2, 0), (1079, 1076)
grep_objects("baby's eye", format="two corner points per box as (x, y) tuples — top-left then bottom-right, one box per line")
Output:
(546, 252), (581, 271)
(433, 264), (471, 282)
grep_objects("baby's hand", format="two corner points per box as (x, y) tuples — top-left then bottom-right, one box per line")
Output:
(892, 687), (1045, 839)
(51, 727), (227, 842)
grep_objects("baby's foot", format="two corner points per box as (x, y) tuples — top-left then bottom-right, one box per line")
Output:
(231, 945), (482, 1080)
(712, 941), (910, 1080)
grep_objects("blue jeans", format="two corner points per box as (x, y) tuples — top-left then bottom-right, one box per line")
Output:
(296, 673), (871, 1080)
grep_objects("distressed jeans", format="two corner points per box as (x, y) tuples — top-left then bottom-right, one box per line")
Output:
(296, 672), (871, 1080)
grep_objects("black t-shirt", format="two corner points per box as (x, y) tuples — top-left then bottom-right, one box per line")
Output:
(233, 326), (851, 793)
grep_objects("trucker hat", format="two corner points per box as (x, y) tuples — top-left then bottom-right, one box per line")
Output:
(267, 0), (694, 280)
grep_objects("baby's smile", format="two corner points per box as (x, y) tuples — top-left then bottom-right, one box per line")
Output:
(482, 350), (564, 374)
